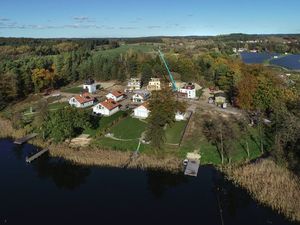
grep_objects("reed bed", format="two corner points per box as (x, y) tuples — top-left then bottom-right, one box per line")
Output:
(49, 144), (182, 173)
(224, 159), (300, 221)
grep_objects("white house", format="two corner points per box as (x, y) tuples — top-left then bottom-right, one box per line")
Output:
(127, 78), (141, 91)
(175, 111), (187, 121)
(93, 99), (120, 116)
(132, 90), (150, 103)
(133, 103), (150, 119)
(83, 78), (97, 94)
(69, 93), (94, 108)
(106, 91), (125, 102)
(147, 78), (161, 91)
(179, 83), (196, 99)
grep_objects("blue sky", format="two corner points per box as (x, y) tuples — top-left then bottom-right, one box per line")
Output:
(0, 0), (299, 38)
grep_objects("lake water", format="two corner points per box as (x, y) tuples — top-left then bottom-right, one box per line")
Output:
(240, 52), (300, 70)
(0, 139), (297, 225)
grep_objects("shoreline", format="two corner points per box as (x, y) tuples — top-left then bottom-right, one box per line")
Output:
(223, 159), (300, 222)
(1, 117), (299, 221)
(0, 118), (182, 173)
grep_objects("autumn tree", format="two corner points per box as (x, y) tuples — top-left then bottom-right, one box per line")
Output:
(145, 88), (185, 149)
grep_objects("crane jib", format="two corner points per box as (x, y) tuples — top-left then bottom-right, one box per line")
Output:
(158, 50), (177, 91)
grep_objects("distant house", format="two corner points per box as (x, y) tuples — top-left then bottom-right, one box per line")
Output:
(106, 90), (125, 102)
(132, 90), (150, 103)
(69, 93), (95, 108)
(175, 111), (187, 121)
(133, 102), (150, 119)
(93, 99), (120, 116)
(83, 78), (97, 94)
(214, 92), (226, 106)
(127, 78), (141, 91)
(179, 83), (196, 99)
(147, 78), (161, 91)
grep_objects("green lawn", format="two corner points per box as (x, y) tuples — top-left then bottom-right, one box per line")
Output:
(165, 121), (187, 144)
(92, 137), (140, 152)
(61, 86), (83, 94)
(110, 117), (147, 139)
(179, 127), (263, 164)
(83, 111), (128, 136)
(48, 102), (69, 110)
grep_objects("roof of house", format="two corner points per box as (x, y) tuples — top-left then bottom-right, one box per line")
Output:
(100, 99), (120, 110)
(136, 102), (150, 110)
(74, 93), (94, 104)
(133, 90), (150, 98)
(214, 92), (226, 98)
(181, 83), (195, 90)
(84, 78), (95, 85)
(109, 90), (125, 98)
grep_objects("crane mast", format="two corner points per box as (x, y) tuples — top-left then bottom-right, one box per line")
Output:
(158, 50), (177, 91)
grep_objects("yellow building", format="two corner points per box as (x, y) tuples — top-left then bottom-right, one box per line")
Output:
(147, 78), (161, 91)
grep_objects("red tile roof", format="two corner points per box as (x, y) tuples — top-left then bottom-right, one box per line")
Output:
(100, 99), (120, 111)
(74, 93), (94, 104)
(111, 90), (125, 98)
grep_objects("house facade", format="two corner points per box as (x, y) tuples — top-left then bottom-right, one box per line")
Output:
(83, 78), (97, 94)
(132, 90), (150, 103)
(93, 99), (120, 116)
(133, 103), (150, 119)
(175, 111), (187, 121)
(69, 93), (94, 108)
(147, 78), (161, 91)
(127, 78), (141, 91)
(179, 83), (196, 99)
(106, 91), (125, 102)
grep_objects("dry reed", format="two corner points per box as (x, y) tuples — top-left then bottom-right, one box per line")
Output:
(224, 159), (300, 221)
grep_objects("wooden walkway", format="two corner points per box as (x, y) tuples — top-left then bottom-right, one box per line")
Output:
(14, 133), (38, 144)
(184, 159), (200, 177)
(26, 148), (49, 163)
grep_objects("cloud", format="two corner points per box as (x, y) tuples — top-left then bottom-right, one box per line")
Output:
(187, 14), (193, 17)
(119, 26), (137, 30)
(147, 25), (161, 29)
(0, 17), (10, 22)
(129, 17), (143, 23)
(73, 16), (94, 23)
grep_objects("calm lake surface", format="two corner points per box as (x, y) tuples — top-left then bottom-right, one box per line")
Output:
(0, 139), (297, 225)
(240, 52), (300, 70)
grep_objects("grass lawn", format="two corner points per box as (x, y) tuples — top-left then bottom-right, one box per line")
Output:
(179, 126), (263, 165)
(165, 121), (187, 144)
(61, 86), (83, 94)
(92, 137), (140, 152)
(48, 102), (69, 110)
(83, 111), (128, 136)
(110, 117), (147, 139)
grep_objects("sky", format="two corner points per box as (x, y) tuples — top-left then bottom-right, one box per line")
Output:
(0, 0), (300, 38)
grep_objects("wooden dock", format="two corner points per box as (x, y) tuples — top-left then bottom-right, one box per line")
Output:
(184, 159), (200, 177)
(14, 133), (38, 144)
(26, 148), (49, 163)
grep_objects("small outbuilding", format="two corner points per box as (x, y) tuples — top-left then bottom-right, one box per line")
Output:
(133, 102), (150, 119)
(83, 78), (97, 94)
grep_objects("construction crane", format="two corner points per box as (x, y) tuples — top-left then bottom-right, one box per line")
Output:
(158, 50), (177, 91)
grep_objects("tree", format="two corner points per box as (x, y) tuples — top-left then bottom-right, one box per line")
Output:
(140, 63), (152, 87)
(145, 88), (180, 149)
(202, 116), (238, 164)
(44, 107), (92, 142)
